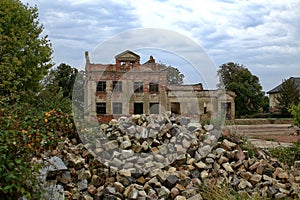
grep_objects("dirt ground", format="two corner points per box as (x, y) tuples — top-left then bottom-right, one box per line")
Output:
(225, 124), (300, 148)
(252, 134), (300, 143)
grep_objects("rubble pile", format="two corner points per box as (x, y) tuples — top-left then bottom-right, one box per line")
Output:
(38, 113), (300, 199)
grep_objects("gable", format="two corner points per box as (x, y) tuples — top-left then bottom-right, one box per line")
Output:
(115, 50), (140, 61)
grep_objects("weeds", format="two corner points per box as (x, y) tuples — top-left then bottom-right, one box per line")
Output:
(269, 140), (300, 167)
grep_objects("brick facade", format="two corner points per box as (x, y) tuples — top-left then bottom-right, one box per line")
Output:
(84, 50), (235, 122)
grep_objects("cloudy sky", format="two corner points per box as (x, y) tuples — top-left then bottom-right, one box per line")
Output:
(21, 0), (300, 91)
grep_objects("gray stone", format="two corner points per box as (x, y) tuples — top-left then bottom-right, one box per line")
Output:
(157, 186), (170, 198)
(127, 125), (136, 135)
(104, 140), (119, 150)
(195, 161), (206, 169)
(218, 156), (229, 164)
(47, 156), (68, 172)
(137, 127), (149, 139)
(91, 175), (102, 187)
(204, 124), (214, 131)
(250, 174), (262, 184)
(187, 194), (203, 200)
(222, 162), (234, 173)
(129, 188), (138, 199)
(223, 139), (237, 149)
(238, 180), (252, 190)
(111, 157), (122, 167)
(154, 154), (165, 162)
(77, 179), (88, 191)
(41, 183), (65, 200)
(200, 170), (209, 179)
(141, 141), (149, 150)
(274, 193), (287, 199)
(120, 140), (132, 149)
(174, 196), (187, 200)
(119, 169), (131, 177)
(69, 157), (85, 170)
(159, 144), (169, 155)
(182, 138), (191, 149)
(215, 148), (226, 156)
(122, 149), (134, 159)
(205, 157), (215, 164)
(165, 175), (179, 188)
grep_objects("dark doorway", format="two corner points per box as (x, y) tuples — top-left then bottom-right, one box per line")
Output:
(171, 102), (181, 115)
(134, 103), (143, 114)
(221, 102), (231, 119)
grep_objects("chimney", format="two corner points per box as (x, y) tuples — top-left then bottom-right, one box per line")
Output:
(149, 55), (155, 63)
(85, 51), (90, 64)
(85, 51), (91, 71)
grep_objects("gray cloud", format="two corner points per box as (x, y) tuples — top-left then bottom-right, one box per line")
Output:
(21, 0), (300, 91)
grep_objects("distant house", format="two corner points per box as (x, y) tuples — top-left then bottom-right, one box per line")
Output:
(267, 77), (300, 111)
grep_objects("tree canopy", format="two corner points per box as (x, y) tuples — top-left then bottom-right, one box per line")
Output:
(217, 62), (265, 117)
(0, 0), (53, 100)
(158, 63), (185, 85)
(276, 78), (300, 116)
(48, 63), (78, 99)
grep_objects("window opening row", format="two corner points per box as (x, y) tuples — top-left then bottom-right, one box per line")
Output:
(96, 102), (160, 115)
(96, 81), (159, 93)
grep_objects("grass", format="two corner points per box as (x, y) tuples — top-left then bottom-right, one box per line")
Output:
(200, 183), (263, 200)
(269, 140), (300, 167)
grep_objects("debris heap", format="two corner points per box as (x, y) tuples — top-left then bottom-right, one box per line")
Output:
(38, 114), (300, 199)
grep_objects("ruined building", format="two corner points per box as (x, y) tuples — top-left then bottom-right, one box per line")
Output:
(84, 50), (235, 121)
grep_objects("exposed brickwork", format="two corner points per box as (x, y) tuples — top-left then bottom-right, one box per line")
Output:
(84, 50), (236, 122)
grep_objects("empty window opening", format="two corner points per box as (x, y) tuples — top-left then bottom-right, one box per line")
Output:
(113, 102), (122, 114)
(149, 82), (159, 93)
(96, 81), (106, 92)
(134, 82), (143, 93)
(134, 103), (143, 114)
(113, 81), (122, 92)
(96, 103), (106, 114)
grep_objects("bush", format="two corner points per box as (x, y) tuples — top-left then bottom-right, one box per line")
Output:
(289, 103), (300, 127)
(269, 141), (300, 167)
(0, 99), (74, 199)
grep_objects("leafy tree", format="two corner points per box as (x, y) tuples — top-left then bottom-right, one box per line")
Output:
(262, 95), (270, 113)
(276, 78), (300, 116)
(0, 0), (53, 100)
(217, 62), (264, 117)
(289, 103), (300, 127)
(46, 63), (78, 99)
(158, 63), (184, 85)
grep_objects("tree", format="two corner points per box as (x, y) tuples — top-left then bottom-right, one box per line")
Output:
(276, 78), (300, 116)
(217, 62), (264, 117)
(158, 63), (184, 85)
(0, 0), (53, 100)
(51, 63), (78, 99)
(289, 103), (300, 127)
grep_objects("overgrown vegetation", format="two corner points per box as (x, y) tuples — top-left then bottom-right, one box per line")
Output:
(289, 103), (300, 127)
(200, 183), (262, 200)
(0, 97), (75, 198)
(269, 141), (300, 167)
(0, 1), (78, 198)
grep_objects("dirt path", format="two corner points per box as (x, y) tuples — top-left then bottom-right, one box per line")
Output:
(225, 124), (300, 148)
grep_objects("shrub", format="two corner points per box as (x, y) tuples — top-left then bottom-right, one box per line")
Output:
(0, 99), (74, 199)
(289, 103), (300, 127)
(269, 141), (300, 167)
